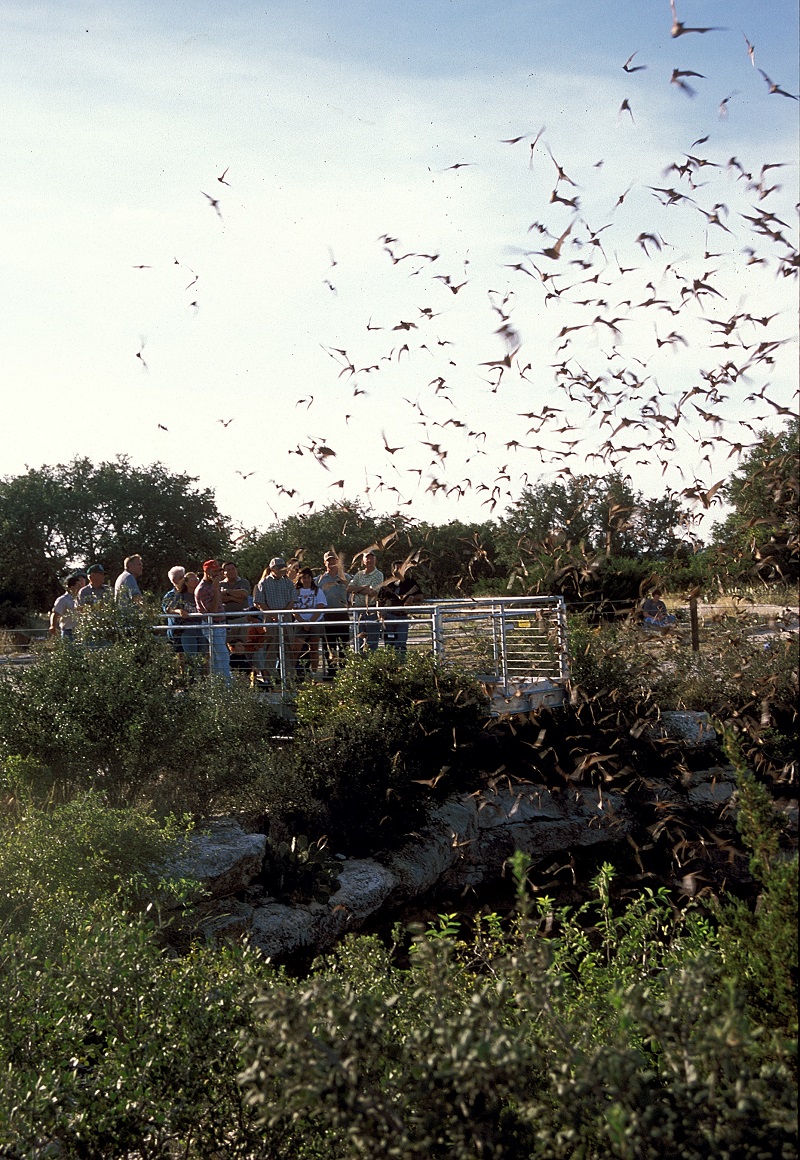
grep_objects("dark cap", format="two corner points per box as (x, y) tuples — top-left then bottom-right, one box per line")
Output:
(87, 563), (104, 574)
(269, 557), (287, 568)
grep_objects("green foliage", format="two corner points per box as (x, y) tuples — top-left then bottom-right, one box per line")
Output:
(0, 796), (267, 1158)
(264, 834), (341, 904)
(240, 874), (797, 1159)
(710, 732), (799, 1039)
(0, 454), (232, 615)
(497, 474), (695, 567)
(409, 518), (498, 597)
(289, 649), (486, 855)
(0, 605), (281, 814)
(567, 615), (648, 701)
(0, 901), (269, 1159)
(713, 419), (800, 581)
(234, 498), (407, 582)
(0, 794), (192, 934)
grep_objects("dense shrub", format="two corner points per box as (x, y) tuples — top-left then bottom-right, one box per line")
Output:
(240, 863), (798, 1159)
(0, 793), (192, 933)
(288, 649), (486, 855)
(0, 606), (281, 814)
(0, 902), (270, 1159)
(1, 797), (795, 1159)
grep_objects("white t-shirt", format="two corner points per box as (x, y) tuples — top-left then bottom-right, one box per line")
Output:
(52, 592), (77, 632)
(293, 585), (327, 622)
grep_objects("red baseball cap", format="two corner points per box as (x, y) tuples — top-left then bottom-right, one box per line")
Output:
(202, 559), (221, 572)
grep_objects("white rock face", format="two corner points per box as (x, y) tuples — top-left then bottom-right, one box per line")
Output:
(165, 819), (267, 899)
(163, 706), (742, 962)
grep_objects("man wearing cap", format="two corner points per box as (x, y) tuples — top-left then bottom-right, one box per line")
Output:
(254, 557), (297, 681)
(77, 564), (111, 607)
(50, 573), (87, 640)
(220, 561), (252, 670)
(195, 559), (231, 683)
(114, 555), (144, 605)
(347, 550), (384, 652)
(316, 552), (352, 671)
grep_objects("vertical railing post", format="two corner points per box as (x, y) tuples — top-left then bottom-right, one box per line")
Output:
(205, 612), (216, 674)
(689, 594), (700, 653)
(497, 602), (509, 692)
(277, 612), (288, 694)
(432, 607), (445, 662)
(490, 604), (500, 675)
(556, 597), (571, 683)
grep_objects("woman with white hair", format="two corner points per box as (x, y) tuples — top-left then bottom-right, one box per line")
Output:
(162, 566), (202, 657)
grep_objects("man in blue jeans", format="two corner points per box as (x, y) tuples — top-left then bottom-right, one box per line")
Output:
(347, 550), (384, 651)
(195, 559), (231, 684)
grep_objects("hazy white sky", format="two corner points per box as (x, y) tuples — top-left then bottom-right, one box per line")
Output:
(2, 0), (798, 535)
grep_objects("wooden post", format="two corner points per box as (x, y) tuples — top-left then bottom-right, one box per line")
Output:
(689, 594), (700, 652)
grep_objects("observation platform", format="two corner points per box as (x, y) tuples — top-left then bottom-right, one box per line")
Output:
(157, 595), (570, 718)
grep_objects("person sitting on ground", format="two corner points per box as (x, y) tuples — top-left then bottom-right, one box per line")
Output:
(50, 572), (87, 641)
(114, 555), (144, 605)
(642, 589), (676, 627)
(293, 566), (327, 675)
(77, 563), (111, 606)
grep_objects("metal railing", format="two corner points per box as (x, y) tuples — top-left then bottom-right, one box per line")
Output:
(156, 596), (569, 709)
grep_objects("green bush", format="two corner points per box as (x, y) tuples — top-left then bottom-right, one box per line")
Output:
(0, 605), (282, 814)
(289, 650), (485, 855)
(0, 793), (192, 934)
(240, 866), (798, 1159)
(0, 902), (269, 1159)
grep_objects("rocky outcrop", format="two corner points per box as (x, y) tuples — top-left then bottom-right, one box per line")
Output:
(163, 818), (267, 899)
(648, 710), (716, 748)
(246, 785), (631, 957)
(159, 745), (772, 963)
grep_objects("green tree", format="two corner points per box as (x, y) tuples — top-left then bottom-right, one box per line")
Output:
(498, 474), (690, 568)
(410, 519), (498, 597)
(233, 498), (410, 584)
(0, 455), (231, 616)
(712, 419), (799, 581)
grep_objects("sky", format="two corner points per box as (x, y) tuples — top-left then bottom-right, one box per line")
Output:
(2, 0), (798, 541)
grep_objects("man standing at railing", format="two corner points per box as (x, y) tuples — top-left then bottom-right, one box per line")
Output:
(221, 560), (251, 671)
(195, 559), (231, 684)
(316, 551), (352, 672)
(253, 557), (297, 683)
(347, 550), (384, 652)
(77, 563), (111, 607)
(114, 555), (144, 606)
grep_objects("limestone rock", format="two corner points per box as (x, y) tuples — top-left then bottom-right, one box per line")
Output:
(165, 818), (266, 899)
(249, 903), (316, 959)
(680, 764), (735, 812)
(650, 710), (717, 748)
(201, 900), (255, 943)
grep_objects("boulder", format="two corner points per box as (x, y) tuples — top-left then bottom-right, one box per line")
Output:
(249, 903), (317, 958)
(650, 710), (717, 748)
(164, 818), (266, 899)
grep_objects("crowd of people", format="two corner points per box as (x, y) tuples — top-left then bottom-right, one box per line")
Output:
(50, 550), (423, 686)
